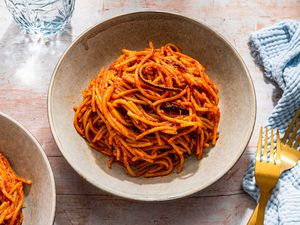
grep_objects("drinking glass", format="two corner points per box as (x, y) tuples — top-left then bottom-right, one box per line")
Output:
(5, 0), (75, 37)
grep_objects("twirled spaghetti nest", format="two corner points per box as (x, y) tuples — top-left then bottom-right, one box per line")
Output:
(74, 42), (220, 177)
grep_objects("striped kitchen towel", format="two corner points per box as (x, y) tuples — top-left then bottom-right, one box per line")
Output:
(243, 20), (300, 225)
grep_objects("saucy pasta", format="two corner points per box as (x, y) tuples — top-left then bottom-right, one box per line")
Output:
(74, 42), (220, 177)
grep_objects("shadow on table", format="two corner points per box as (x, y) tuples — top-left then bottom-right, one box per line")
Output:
(0, 22), (73, 91)
(51, 145), (254, 225)
(54, 184), (254, 225)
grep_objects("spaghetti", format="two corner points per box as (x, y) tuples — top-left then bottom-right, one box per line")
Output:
(0, 153), (32, 225)
(74, 42), (220, 177)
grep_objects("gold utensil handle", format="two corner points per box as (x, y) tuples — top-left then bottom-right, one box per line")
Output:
(247, 191), (272, 225)
(247, 204), (258, 225)
(256, 191), (270, 225)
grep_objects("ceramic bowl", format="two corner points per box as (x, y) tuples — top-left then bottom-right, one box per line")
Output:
(48, 12), (256, 201)
(0, 113), (55, 224)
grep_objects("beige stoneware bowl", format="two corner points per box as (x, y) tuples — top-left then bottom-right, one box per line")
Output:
(0, 112), (55, 224)
(48, 12), (256, 201)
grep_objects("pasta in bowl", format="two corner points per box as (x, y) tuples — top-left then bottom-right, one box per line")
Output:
(48, 12), (256, 201)
(0, 113), (55, 224)
(73, 42), (220, 178)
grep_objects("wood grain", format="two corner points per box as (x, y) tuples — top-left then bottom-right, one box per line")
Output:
(0, 0), (299, 224)
(55, 194), (253, 225)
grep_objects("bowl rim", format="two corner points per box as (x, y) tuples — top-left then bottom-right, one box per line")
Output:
(48, 11), (257, 201)
(0, 112), (56, 224)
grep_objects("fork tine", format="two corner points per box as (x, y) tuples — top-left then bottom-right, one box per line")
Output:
(287, 120), (300, 146)
(270, 129), (274, 163)
(282, 109), (300, 143)
(263, 127), (268, 162)
(293, 134), (300, 149)
(256, 127), (263, 161)
(276, 130), (281, 164)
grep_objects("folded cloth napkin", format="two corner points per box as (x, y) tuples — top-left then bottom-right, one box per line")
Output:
(243, 20), (300, 225)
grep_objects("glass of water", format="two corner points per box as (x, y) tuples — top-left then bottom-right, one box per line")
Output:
(5, 0), (75, 37)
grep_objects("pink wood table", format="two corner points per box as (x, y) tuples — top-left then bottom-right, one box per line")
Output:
(0, 1), (299, 224)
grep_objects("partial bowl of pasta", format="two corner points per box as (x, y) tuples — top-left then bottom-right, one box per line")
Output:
(0, 113), (56, 224)
(48, 11), (256, 201)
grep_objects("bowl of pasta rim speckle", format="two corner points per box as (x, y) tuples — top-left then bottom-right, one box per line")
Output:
(48, 11), (256, 201)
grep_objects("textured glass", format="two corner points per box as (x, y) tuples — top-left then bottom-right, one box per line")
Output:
(5, 0), (75, 36)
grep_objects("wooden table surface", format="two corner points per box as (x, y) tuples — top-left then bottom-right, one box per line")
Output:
(0, 0), (299, 224)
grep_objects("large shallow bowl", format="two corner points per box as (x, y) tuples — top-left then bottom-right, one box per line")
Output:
(0, 113), (55, 224)
(48, 11), (256, 201)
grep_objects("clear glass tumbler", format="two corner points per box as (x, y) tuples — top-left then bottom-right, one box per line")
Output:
(5, 0), (75, 37)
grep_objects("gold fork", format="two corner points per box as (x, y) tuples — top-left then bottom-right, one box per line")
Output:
(247, 109), (300, 225)
(253, 128), (281, 225)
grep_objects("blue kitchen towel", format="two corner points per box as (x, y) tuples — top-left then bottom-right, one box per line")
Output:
(243, 20), (300, 225)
